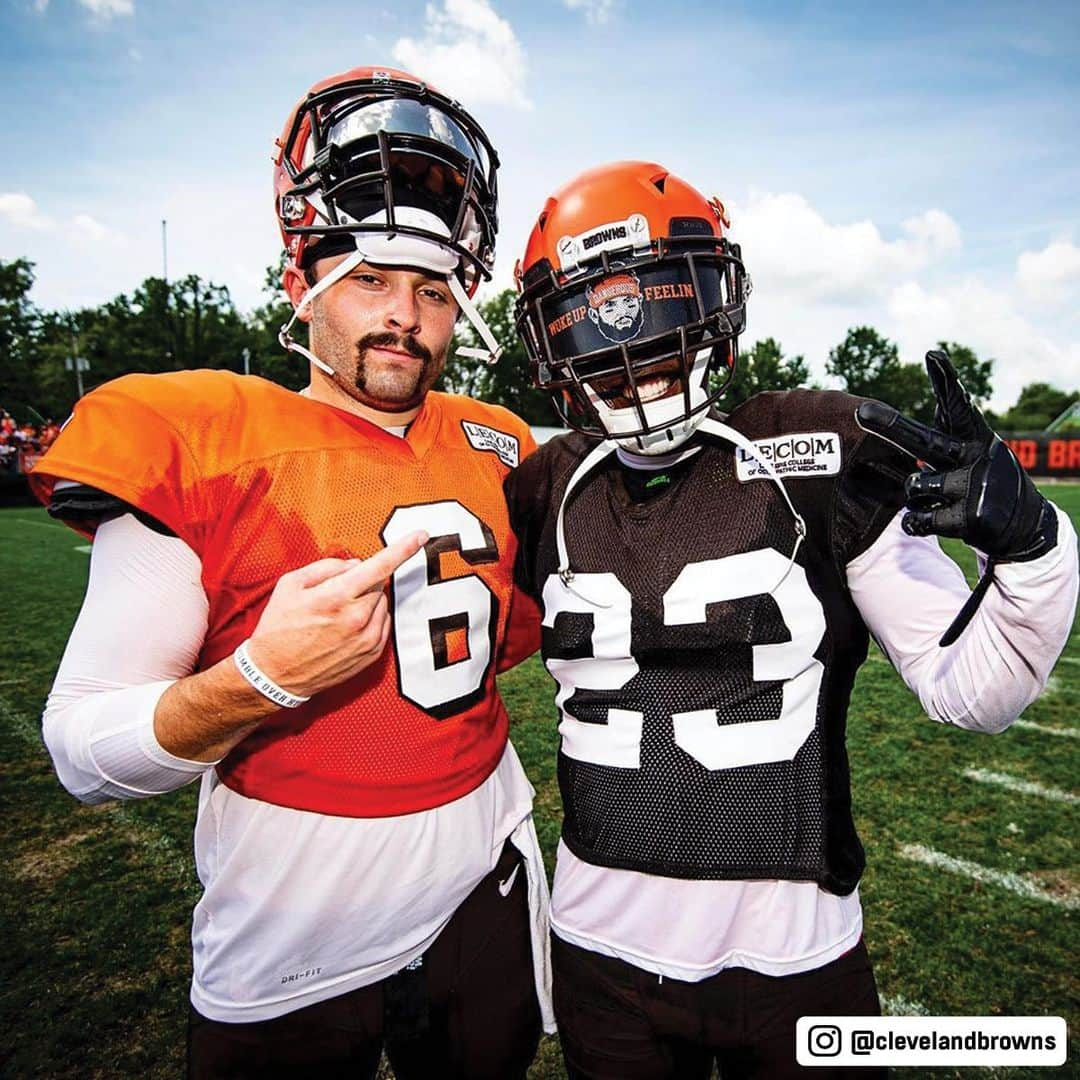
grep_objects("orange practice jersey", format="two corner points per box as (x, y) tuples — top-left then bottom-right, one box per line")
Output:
(31, 371), (540, 816)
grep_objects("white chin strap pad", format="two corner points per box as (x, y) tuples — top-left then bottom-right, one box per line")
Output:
(347, 207), (461, 274)
(350, 209), (501, 362)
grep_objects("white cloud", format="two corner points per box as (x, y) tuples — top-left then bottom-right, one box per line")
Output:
(0, 197), (125, 245)
(563, 0), (618, 24)
(77, 0), (134, 17)
(392, 0), (531, 110)
(72, 214), (119, 242)
(1, 185), (230, 313)
(1016, 240), (1080, 306)
(0, 193), (54, 230)
(886, 278), (1080, 409)
(718, 191), (1077, 410)
(900, 208), (961, 254)
(730, 191), (961, 305)
(35, 0), (135, 17)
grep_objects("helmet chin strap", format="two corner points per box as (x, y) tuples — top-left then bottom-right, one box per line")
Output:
(278, 243), (504, 378)
(278, 249), (367, 377)
(446, 273), (503, 363)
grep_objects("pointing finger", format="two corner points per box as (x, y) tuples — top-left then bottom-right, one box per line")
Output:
(286, 557), (361, 589)
(925, 349), (961, 412)
(856, 401), (966, 470)
(925, 349), (993, 446)
(318, 531), (429, 599)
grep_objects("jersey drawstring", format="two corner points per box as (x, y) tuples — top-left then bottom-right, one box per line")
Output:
(555, 437), (621, 608)
(553, 418), (808, 607)
(697, 417), (807, 595)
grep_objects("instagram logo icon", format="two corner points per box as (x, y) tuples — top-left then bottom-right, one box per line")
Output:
(807, 1024), (842, 1057)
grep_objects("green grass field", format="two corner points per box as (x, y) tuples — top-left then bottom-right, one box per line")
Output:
(1, 489), (1077, 1079)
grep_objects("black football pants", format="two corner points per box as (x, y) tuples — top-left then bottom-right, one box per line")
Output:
(187, 840), (541, 1080)
(553, 934), (886, 1079)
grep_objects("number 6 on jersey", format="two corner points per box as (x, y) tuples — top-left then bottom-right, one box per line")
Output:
(383, 502), (499, 718)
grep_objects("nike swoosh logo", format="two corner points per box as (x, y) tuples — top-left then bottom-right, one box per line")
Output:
(498, 864), (520, 897)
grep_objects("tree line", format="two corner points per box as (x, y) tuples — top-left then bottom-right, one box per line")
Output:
(2, 256), (1076, 431)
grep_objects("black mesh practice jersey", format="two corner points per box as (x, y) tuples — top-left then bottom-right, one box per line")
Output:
(506, 390), (911, 895)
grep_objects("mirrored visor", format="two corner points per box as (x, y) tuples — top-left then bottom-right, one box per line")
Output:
(537, 259), (728, 368)
(325, 97), (490, 178)
(330, 149), (483, 247)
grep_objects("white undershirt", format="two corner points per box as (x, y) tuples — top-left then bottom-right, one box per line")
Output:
(42, 511), (547, 1024)
(551, 506), (1078, 982)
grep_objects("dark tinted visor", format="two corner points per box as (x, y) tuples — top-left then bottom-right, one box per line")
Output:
(539, 260), (727, 368)
(325, 97), (490, 178)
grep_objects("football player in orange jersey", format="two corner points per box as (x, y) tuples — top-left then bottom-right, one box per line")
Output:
(507, 161), (1077, 1079)
(30, 67), (550, 1078)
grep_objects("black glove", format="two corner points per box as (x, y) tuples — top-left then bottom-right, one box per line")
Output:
(856, 349), (1058, 645)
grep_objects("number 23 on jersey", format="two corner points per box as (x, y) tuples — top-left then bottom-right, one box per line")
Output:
(541, 548), (827, 772)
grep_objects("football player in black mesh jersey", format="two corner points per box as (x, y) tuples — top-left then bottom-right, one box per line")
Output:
(507, 161), (1078, 1080)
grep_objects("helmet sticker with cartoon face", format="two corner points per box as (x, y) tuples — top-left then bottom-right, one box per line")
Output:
(541, 262), (706, 364)
(586, 272), (646, 342)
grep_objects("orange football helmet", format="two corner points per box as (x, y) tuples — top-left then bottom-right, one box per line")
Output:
(274, 65), (504, 372)
(515, 161), (749, 453)
(274, 65), (497, 291)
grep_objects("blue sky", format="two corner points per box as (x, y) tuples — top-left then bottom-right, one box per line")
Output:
(2, 0), (1078, 409)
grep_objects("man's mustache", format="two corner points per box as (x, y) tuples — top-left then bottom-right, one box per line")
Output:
(356, 331), (433, 365)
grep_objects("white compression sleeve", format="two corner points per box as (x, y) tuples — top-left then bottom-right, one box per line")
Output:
(42, 513), (213, 803)
(847, 504), (1078, 734)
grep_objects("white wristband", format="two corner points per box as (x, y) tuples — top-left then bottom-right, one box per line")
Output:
(233, 640), (311, 709)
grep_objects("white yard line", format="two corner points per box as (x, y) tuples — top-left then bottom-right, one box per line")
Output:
(880, 994), (929, 1016)
(0, 518), (68, 532)
(0, 517), (88, 548)
(1013, 719), (1080, 740)
(0, 695), (44, 744)
(898, 844), (1079, 910)
(963, 767), (1079, 806)
(1041, 675), (1080, 698)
